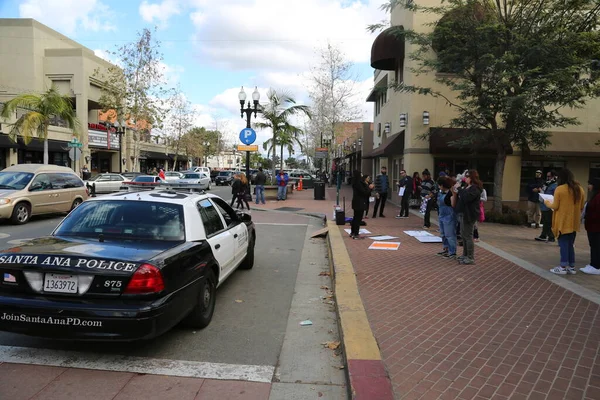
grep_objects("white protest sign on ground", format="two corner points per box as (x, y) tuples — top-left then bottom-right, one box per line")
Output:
(344, 228), (372, 235)
(368, 235), (399, 241)
(403, 230), (434, 237)
(368, 242), (401, 250)
(415, 236), (443, 243)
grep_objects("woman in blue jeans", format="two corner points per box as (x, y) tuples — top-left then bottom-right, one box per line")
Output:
(436, 176), (457, 259)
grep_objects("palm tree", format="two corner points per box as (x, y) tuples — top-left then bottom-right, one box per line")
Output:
(254, 89), (310, 181)
(0, 86), (80, 164)
(262, 123), (304, 172)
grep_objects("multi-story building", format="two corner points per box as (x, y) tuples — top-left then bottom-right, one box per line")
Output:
(366, 2), (600, 206)
(0, 18), (186, 174)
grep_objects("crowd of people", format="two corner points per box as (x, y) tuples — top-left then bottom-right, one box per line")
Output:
(350, 166), (600, 273)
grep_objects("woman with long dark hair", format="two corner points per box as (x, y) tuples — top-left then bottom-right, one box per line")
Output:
(236, 173), (251, 210)
(451, 169), (483, 265)
(581, 177), (600, 274)
(363, 174), (372, 219)
(350, 170), (373, 239)
(544, 168), (586, 275)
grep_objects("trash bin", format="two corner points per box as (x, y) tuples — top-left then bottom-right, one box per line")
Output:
(314, 181), (325, 200)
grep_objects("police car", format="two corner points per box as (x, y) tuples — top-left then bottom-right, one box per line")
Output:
(0, 188), (256, 341)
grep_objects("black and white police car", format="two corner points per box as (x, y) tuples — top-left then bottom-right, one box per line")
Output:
(0, 188), (256, 341)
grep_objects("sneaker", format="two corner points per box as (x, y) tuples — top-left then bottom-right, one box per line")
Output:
(547, 238), (555, 243)
(535, 236), (548, 242)
(364, 216), (369, 219)
(474, 238), (480, 242)
(423, 226), (430, 229)
(444, 253), (457, 259)
(457, 255), (467, 261)
(581, 265), (600, 275)
(460, 258), (475, 265)
(567, 267), (577, 275)
(437, 250), (449, 256)
(380, 215), (386, 218)
(550, 266), (567, 275)
(395, 215), (402, 219)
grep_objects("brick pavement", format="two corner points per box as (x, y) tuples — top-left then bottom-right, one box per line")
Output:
(262, 185), (600, 399)
(0, 363), (271, 400)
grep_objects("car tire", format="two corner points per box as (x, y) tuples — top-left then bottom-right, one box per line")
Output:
(238, 233), (255, 270)
(71, 198), (83, 211)
(183, 269), (217, 329)
(208, 182), (211, 190)
(10, 202), (31, 225)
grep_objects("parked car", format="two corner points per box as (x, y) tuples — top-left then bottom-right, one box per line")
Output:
(84, 173), (128, 194)
(215, 171), (235, 186)
(164, 171), (184, 182)
(121, 172), (143, 180)
(0, 190), (255, 341)
(288, 171), (315, 189)
(191, 167), (210, 176)
(0, 164), (88, 225)
(178, 172), (211, 190)
(120, 175), (166, 191)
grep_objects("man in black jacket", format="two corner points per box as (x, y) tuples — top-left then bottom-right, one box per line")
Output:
(254, 167), (267, 205)
(396, 169), (413, 218)
(372, 166), (389, 218)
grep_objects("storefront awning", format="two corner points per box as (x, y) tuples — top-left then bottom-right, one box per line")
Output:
(429, 128), (513, 155)
(363, 131), (405, 159)
(143, 151), (170, 160)
(0, 133), (19, 149)
(17, 137), (69, 152)
(371, 26), (405, 71)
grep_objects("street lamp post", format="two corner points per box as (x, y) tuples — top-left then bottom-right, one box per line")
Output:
(113, 122), (125, 173)
(238, 86), (260, 179)
(203, 141), (210, 167)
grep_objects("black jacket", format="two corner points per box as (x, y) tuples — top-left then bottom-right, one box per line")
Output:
(399, 176), (413, 195)
(352, 180), (371, 211)
(455, 185), (482, 223)
(231, 179), (241, 195)
(374, 174), (390, 194)
(527, 178), (543, 202)
(255, 172), (267, 186)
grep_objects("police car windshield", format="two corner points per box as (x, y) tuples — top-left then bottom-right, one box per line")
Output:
(55, 200), (185, 242)
(0, 172), (34, 190)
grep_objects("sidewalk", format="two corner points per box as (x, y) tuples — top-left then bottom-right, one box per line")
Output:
(254, 186), (600, 399)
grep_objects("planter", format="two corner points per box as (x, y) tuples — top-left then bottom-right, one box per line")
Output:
(262, 184), (294, 200)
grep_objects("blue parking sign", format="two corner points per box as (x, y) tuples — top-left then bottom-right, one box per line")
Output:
(239, 128), (257, 145)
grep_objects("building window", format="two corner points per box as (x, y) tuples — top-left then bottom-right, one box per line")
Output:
(395, 66), (403, 83)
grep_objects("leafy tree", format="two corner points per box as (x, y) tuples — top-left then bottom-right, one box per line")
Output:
(286, 157), (300, 169)
(1, 86), (80, 164)
(94, 28), (168, 171)
(165, 90), (195, 170)
(370, 0), (600, 210)
(255, 89), (311, 181)
(262, 123), (304, 172)
(181, 127), (220, 166)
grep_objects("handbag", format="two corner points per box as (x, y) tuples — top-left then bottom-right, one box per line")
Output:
(478, 201), (485, 223)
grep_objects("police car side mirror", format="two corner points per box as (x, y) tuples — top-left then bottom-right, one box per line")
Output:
(237, 212), (252, 222)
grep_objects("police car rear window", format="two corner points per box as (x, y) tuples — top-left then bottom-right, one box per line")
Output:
(55, 201), (185, 241)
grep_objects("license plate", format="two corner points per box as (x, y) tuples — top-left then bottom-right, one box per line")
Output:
(44, 274), (78, 294)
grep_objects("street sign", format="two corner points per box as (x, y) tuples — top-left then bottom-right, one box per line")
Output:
(237, 144), (259, 152)
(239, 128), (257, 145)
(68, 147), (81, 161)
(315, 147), (328, 159)
(68, 138), (82, 148)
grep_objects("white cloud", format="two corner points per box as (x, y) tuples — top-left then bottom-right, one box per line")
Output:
(158, 62), (185, 87)
(19, 0), (116, 36)
(189, 0), (386, 72)
(139, 0), (181, 26)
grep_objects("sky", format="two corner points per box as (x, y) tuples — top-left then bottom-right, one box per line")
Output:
(0, 0), (387, 156)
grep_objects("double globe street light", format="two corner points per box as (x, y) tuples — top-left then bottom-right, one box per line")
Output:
(238, 86), (260, 178)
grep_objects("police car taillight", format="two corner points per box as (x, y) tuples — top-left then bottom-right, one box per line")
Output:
(124, 264), (165, 294)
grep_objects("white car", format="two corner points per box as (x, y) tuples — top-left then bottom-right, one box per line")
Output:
(164, 171), (184, 182)
(84, 173), (129, 193)
(179, 172), (211, 190)
(192, 167), (210, 175)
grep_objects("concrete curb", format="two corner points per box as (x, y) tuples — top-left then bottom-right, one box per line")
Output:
(326, 220), (394, 400)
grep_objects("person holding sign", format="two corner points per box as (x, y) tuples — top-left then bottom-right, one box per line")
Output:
(395, 170), (412, 218)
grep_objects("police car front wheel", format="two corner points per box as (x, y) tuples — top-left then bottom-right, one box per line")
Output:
(183, 269), (217, 329)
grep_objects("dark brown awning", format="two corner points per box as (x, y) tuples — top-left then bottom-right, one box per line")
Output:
(0, 133), (19, 149)
(371, 26), (405, 71)
(363, 131), (405, 159)
(429, 128), (513, 155)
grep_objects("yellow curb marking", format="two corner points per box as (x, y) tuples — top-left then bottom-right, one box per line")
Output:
(328, 221), (382, 361)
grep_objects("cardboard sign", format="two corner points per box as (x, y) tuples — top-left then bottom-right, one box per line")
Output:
(368, 242), (401, 250)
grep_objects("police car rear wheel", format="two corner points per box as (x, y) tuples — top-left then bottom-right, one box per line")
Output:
(238, 234), (255, 270)
(184, 269), (216, 329)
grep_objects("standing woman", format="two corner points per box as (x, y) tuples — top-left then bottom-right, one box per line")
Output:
(236, 173), (251, 211)
(412, 172), (422, 205)
(544, 168), (586, 275)
(230, 173), (241, 208)
(363, 174), (372, 219)
(451, 170), (483, 265)
(580, 177), (600, 274)
(351, 170), (373, 239)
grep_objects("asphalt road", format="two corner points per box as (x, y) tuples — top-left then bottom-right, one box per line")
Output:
(0, 185), (313, 368)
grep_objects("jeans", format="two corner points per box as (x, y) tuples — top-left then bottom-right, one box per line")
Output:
(439, 218), (457, 255)
(373, 192), (388, 217)
(588, 232), (600, 268)
(400, 194), (410, 217)
(558, 232), (576, 267)
(461, 216), (476, 260)
(540, 210), (554, 240)
(424, 197), (434, 227)
(351, 208), (364, 236)
(277, 185), (287, 200)
(255, 185), (265, 204)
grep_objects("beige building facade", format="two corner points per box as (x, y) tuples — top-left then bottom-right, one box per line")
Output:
(0, 19), (186, 174)
(366, 1), (600, 206)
